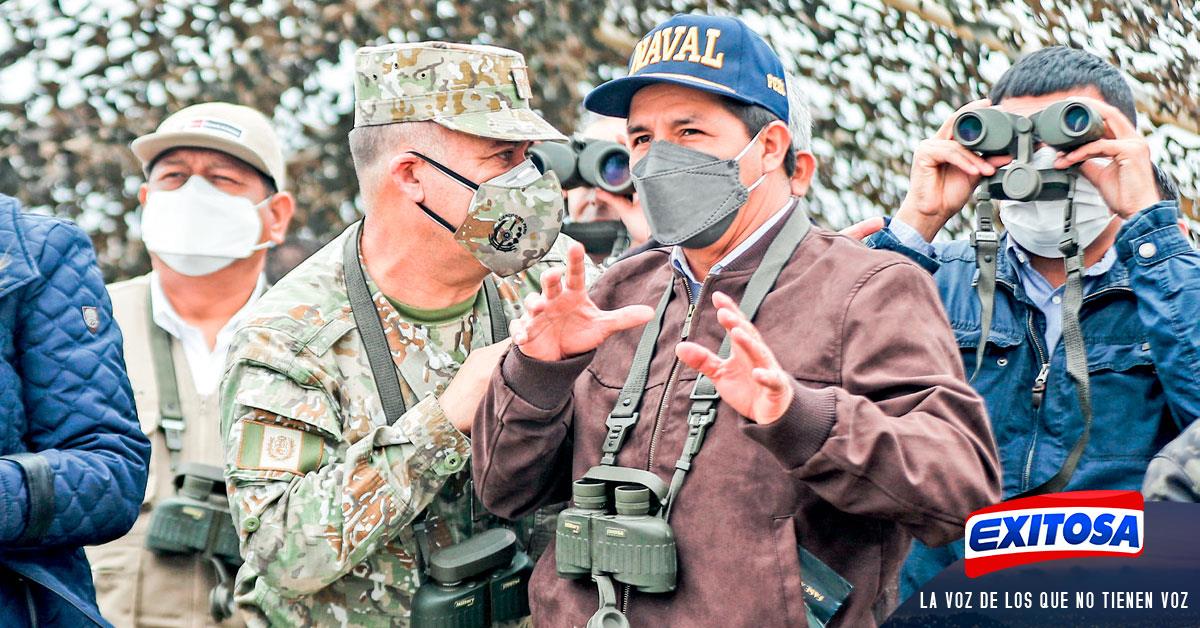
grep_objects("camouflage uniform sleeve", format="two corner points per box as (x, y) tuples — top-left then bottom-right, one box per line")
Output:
(221, 359), (470, 597)
(1143, 421), (1200, 502)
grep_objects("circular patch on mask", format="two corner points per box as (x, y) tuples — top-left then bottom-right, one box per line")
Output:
(489, 213), (527, 252)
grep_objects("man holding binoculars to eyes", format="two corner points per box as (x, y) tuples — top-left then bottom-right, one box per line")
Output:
(863, 46), (1200, 600)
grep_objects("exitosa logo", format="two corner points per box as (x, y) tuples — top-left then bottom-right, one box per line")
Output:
(964, 490), (1144, 577)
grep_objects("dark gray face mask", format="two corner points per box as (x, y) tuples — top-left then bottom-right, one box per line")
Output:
(630, 129), (766, 248)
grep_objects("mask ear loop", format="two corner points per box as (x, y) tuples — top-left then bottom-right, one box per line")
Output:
(406, 150), (481, 234)
(735, 126), (770, 193)
(248, 194), (281, 252)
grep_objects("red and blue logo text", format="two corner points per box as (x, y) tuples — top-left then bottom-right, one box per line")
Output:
(964, 490), (1144, 577)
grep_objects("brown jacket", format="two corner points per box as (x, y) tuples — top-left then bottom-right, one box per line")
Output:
(473, 213), (1002, 628)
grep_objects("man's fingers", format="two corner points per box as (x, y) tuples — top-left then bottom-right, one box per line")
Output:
(564, 241), (588, 292)
(1055, 140), (1123, 168)
(523, 292), (546, 316)
(541, 268), (563, 299)
(598, 304), (656, 335)
(752, 368), (790, 395)
(839, 217), (885, 240)
(509, 318), (529, 345)
(931, 141), (995, 177)
(675, 342), (723, 380)
(731, 326), (775, 370)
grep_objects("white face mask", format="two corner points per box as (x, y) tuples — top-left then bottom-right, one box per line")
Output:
(999, 147), (1115, 259)
(141, 176), (273, 276)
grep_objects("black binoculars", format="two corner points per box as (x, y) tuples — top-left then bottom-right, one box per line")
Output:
(411, 528), (533, 628)
(556, 466), (677, 594)
(952, 99), (1106, 201)
(529, 137), (633, 196)
(145, 462), (241, 565)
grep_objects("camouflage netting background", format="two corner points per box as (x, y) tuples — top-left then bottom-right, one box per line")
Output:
(0, 0), (1196, 281)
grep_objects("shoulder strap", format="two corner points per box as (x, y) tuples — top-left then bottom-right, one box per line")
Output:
(1016, 175), (1092, 497)
(970, 189), (1000, 384)
(343, 221), (409, 425)
(146, 288), (186, 470)
(483, 276), (509, 343)
(664, 207), (812, 517)
(599, 283), (675, 465)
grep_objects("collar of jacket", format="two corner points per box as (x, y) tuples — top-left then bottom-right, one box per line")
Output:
(672, 200), (803, 285)
(984, 232), (1132, 306)
(0, 194), (41, 300)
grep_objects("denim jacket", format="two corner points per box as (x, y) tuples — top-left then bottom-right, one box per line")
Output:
(869, 201), (1200, 497)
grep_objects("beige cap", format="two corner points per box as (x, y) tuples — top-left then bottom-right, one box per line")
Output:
(131, 102), (287, 190)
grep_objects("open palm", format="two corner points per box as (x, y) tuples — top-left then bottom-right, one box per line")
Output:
(675, 292), (795, 424)
(511, 243), (654, 361)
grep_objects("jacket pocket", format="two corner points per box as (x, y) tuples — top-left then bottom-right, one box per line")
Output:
(771, 515), (807, 627)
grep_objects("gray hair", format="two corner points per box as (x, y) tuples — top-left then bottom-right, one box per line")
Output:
(348, 121), (443, 209)
(784, 72), (812, 154)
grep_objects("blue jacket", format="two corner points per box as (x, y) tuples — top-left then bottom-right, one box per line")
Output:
(0, 195), (150, 627)
(870, 201), (1200, 496)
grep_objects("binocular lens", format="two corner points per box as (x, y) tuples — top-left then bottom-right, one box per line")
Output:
(600, 152), (630, 188)
(956, 114), (984, 144)
(1063, 104), (1091, 135)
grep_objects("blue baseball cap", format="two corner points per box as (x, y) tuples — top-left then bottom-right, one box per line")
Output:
(584, 14), (789, 123)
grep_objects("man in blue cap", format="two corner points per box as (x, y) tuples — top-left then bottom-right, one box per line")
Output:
(472, 14), (1001, 627)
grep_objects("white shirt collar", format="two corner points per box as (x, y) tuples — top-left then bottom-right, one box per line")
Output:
(670, 197), (796, 294)
(149, 271), (267, 396)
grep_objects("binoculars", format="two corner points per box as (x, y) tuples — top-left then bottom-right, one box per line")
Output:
(952, 99), (1106, 201)
(529, 137), (633, 196)
(555, 466), (677, 594)
(412, 528), (533, 628)
(145, 462), (242, 565)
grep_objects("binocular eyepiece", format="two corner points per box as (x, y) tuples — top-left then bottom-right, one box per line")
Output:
(529, 137), (633, 196)
(952, 99), (1106, 155)
(951, 99), (1104, 202)
(556, 473), (677, 595)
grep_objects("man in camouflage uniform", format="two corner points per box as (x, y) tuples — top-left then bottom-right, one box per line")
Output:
(220, 42), (590, 626)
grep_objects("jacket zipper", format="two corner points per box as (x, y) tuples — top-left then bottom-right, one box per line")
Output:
(1000, 278), (1126, 492)
(623, 275), (703, 615)
(646, 277), (701, 472)
(1021, 309), (1050, 492)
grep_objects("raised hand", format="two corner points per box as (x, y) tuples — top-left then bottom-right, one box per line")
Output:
(510, 242), (655, 361)
(1051, 96), (1160, 219)
(896, 99), (1011, 242)
(440, 339), (512, 434)
(674, 292), (794, 425)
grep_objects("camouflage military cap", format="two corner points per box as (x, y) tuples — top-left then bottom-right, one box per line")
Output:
(354, 41), (567, 142)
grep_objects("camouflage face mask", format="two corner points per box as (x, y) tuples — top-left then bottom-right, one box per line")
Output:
(411, 152), (565, 276)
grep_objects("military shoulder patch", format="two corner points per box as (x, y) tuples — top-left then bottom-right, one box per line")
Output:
(237, 419), (324, 475)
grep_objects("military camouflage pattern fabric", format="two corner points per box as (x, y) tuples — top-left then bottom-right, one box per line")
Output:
(1143, 419), (1200, 502)
(220, 223), (597, 626)
(455, 166), (565, 277)
(354, 41), (566, 142)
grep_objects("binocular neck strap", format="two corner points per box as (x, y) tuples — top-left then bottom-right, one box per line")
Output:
(146, 290), (185, 471)
(600, 283), (674, 466)
(663, 207), (812, 520)
(1017, 176), (1093, 497)
(343, 220), (511, 427)
(970, 189), (1000, 385)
